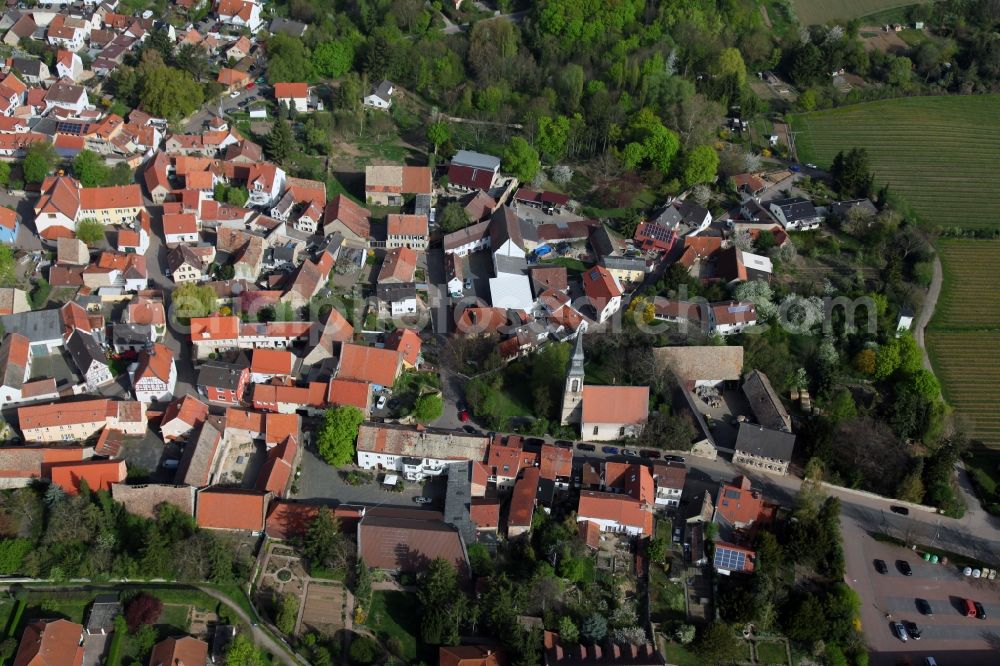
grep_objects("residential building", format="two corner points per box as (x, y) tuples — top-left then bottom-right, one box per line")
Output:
(65, 330), (113, 391)
(447, 150), (501, 192)
(274, 82), (308, 113)
(50, 459), (128, 494)
(217, 0), (263, 31)
(713, 476), (762, 529)
(148, 637), (208, 666)
(385, 328), (421, 368)
(166, 245), (209, 283)
(768, 197), (821, 231)
(0, 207), (18, 244)
(378, 282), (418, 317)
(651, 462), (686, 507)
(196, 361), (250, 404)
(365, 164), (431, 206)
(386, 214), (428, 250)
(363, 80), (394, 109)
(44, 79), (89, 115)
(582, 265), (623, 323)
(18, 399), (145, 442)
(708, 301), (757, 336)
(650, 199), (712, 236)
(377, 247), (417, 283)
(336, 343), (401, 389)
(539, 444), (572, 490)
(443, 220), (491, 256)
(651, 345), (744, 390)
(162, 213), (200, 245)
(576, 488), (653, 536)
(55, 50), (84, 82)
(355, 423), (488, 481)
(733, 423), (795, 476)
(508, 467), (540, 538)
(249, 349), (296, 383)
(322, 194), (371, 242)
(13, 620), (84, 666)
(160, 394), (210, 442)
(131, 343), (177, 403)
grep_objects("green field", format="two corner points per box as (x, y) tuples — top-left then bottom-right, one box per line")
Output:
(932, 240), (1000, 330)
(791, 0), (919, 25)
(789, 96), (1000, 230)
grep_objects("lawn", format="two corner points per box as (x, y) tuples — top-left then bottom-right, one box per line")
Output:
(660, 642), (702, 666)
(648, 564), (686, 625)
(363, 591), (420, 662)
(790, 0), (919, 25)
(789, 95), (1000, 231)
(541, 257), (589, 276)
(755, 640), (790, 665)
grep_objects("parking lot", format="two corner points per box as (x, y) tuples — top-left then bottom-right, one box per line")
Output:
(843, 518), (1000, 665)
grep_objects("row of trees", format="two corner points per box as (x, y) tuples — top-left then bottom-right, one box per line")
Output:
(0, 483), (247, 582)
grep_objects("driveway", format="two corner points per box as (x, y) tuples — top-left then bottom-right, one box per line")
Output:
(292, 446), (448, 509)
(82, 634), (108, 666)
(842, 516), (1000, 666)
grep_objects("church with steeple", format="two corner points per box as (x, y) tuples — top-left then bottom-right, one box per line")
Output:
(560, 334), (650, 440)
(560, 333), (585, 425)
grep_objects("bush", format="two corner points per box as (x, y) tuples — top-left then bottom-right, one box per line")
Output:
(348, 635), (378, 665)
(124, 593), (163, 631)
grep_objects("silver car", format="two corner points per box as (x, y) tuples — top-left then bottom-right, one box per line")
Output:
(891, 622), (908, 642)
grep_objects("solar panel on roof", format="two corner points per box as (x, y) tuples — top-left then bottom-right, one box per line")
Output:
(714, 546), (747, 571)
(55, 122), (86, 135)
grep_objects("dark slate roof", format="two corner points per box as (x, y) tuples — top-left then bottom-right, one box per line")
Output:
(830, 198), (877, 218)
(66, 330), (107, 375)
(376, 282), (417, 303)
(451, 150), (501, 172)
(769, 197), (818, 222)
(0, 309), (62, 343)
(268, 17), (307, 36)
(742, 369), (791, 431)
(112, 322), (152, 347)
(734, 422), (796, 462)
(196, 360), (245, 390)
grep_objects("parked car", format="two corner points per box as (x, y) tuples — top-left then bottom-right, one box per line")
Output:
(413, 497), (432, 505)
(789, 164), (802, 172)
(229, 90), (241, 98)
(963, 598), (978, 617)
(376, 395), (387, 410)
(974, 601), (986, 619)
(874, 559), (888, 575)
(464, 278), (473, 290)
(458, 409), (470, 422)
(672, 527), (682, 543)
(462, 425), (480, 435)
(602, 446), (619, 455)
(640, 449), (661, 459)
(622, 449), (639, 457)
(916, 598), (933, 615)
(890, 505), (909, 515)
(554, 440), (574, 449)
(576, 443), (596, 452)
(891, 622), (908, 642)
(897, 560), (913, 576)
(246, 82), (255, 90)
(663, 455), (686, 463)
(525, 438), (545, 447)
(904, 621), (921, 640)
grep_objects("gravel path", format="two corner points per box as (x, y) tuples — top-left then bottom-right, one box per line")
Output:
(915, 254), (943, 371)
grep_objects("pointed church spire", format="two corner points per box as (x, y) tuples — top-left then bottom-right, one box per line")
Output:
(569, 331), (585, 377)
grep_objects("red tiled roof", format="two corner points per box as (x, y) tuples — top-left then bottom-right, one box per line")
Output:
(79, 185), (142, 211)
(469, 500), (500, 529)
(337, 344), (400, 387)
(133, 342), (173, 383)
(13, 619), (84, 666)
(377, 247), (417, 283)
(49, 459), (127, 494)
(148, 637), (207, 666)
(539, 444), (572, 480)
(577, 491), (653, 535)
(191, 316), (239, 341)
(161, 393), (209, 431)
(326, 379), (370, 410)
(196, 488), (266, 531)
(323, 195), (371, 238)
(385, 328), (421, 366)
(581, 386), (649, 425)
(714, 476), (763, 526)
(274, 82), (308, 99)
(439, 646), (507, 666)
(250, 349), (295, 376)
(508, 467), (539, 527)
(264, 502), (363, 540)
(582, 265), (622, 301)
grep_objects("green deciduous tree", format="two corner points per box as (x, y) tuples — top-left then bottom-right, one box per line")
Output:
(681, 145), (719, 187)
(413, 394), (443, 423)
(695, 622), (742, 662)
(0, 161), (11, 188)
(427, 122), (449, 154)
(438, 202), (471, 233)
(171, 282), (217, 322)
(503, 137), (540, 182)
(266, 33), (315, 84)
(0, 539), (32, 574)
(138, 54), (204, 121)
(75, 219), (105, 246)
(226, 634), (264, 666)
(73, 150), (109, 188)
(312, 40), (354, 78)
(536, 115), (572, 162)
(623, 108), (680, 174)
(316, 406), (364, 466)
(23, 141), (57, 184)
(713, 47), (747, 88)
